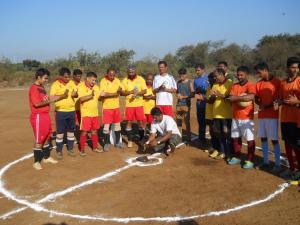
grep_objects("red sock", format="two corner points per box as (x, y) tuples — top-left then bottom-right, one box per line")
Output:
(285, 143), (295, 171)
(247, 140), (255, 162)
(233, 138), (242, 157)
(80, 134), (87, 152)
(91, 134), (98, 149)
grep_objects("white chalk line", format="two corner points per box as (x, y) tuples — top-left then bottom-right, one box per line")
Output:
(0, 149), (290, 223)
(0, 153), (162, 220)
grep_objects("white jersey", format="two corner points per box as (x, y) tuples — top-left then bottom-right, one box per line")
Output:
(153, 73), (177, 106)
(151, 115), (181, 136)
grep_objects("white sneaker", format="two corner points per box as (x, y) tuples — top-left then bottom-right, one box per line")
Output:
(43, 157), (58, 164)
(33, 162), (42, 170)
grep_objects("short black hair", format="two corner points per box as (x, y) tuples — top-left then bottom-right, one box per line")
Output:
(73, 69), (82, 75)
(237, 66), (250, 74)
(86, 71), (97, 78)
(286, 57), (300, 68)
(106, 67), (116, 74)
(254, 62), (269, 71)
(59, 67), (71, 76)
(151, 107), (162, 116)
(35, 68), (50, 79)
(178, 68), (187, 75)
(214, 68), (226, 76)
(158, 60), (167, 67)
(218, 61), (228, 67)
(195, 63), (205, 69)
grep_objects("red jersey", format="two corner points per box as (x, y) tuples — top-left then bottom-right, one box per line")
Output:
(230, 81), (256, 120)
(29, 84), (50, 114)
(279, 76), (300, 123)
(255, 77), (281, 119)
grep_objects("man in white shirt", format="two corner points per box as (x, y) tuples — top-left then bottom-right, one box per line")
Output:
(145, 107), (182, 156)
(153, 61), (177, 117)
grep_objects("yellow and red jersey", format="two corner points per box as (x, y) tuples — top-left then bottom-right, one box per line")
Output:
(99, 76), (122, 110)
(77, 82), (100, 117)
(50, 79), (77, 112)
(121, 75), (147, 107)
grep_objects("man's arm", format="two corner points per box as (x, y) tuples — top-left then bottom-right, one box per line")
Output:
(228, 93), (255, 102)
(80, 90), (94, 103)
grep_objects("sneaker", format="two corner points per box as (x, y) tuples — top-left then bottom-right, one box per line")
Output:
(33, 162), (42, 170)
(258, 163), (271, 170)
(243, 160), (254, 170)
(216, 153), (225, 160)
(115, 142), (125, 149)
(67, 150), (76, 157)
(280, 169), (293, 179)
(103, 144), (110, 152)
(93, 148), (104, 153)
(127, 141), (133, 148)
(56, 152), (63, 160)
(43, 157), (58, 164)
(271, 166), (283, 174)
(209, 150), (219, 159)
(291, 170), (300, 180)
(79, 151), (87, 157)
(227, 157), (241, 165)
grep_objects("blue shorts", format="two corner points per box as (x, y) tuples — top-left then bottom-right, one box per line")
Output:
(55, 111), (75, 134)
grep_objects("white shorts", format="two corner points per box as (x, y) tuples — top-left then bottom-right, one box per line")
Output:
(231, 119), (254, 141)
(257, 118), (279, 140)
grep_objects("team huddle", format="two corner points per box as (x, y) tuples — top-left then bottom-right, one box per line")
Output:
(28, 58), (300, 185)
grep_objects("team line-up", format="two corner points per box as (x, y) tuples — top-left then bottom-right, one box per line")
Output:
(28, 58), (300, 185)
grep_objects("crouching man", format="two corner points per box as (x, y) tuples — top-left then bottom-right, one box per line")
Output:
(145, 107), (182, 156)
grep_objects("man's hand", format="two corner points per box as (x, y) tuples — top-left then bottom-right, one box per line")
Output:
(71, 90), (78, 98)
(63, 89), (69, 98)
(195, 94), (204, 101)
(100, 91), (106, 97)
(284, 94), (300, 105)
(177, 93), (182, 100)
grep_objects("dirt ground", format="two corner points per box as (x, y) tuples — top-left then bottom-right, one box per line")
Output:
(0, 89), (299, 225)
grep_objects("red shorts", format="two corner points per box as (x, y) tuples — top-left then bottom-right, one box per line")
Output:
(30, 113), (52, 144)
(102, 108), (122, 124)
(80, 117), (100, 131)
(144, 114), (153, 124)
(125, 106), (145, 121)
(75, 110), (81, 125)
(157, 105), (174, 117)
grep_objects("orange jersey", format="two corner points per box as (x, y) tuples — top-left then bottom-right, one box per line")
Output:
(230, 81), (256, 120)
(279, 76), (300, 123)
(255, 77), (281, 119)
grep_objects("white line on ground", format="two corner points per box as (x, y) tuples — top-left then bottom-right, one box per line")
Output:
(0, 149), (290, 223)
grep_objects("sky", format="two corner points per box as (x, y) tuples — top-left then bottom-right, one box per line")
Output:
(0, 0), (299, 62)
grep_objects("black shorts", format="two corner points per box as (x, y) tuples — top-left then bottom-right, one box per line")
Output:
(281, 122), (300, 146)
(55, 111), (76, 134)
(213, 119), (232, 135)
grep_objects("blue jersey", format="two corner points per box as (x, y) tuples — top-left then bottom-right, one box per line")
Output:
(194, 73), (209, 108)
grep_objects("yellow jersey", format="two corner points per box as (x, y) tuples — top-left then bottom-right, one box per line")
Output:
(121, 75), (147, 107)
(99, 76), (122, 110)
(211, 79), (233, 119)
(50, 79), (77, 112)
(205, 87), (213, 120)
(70, 80), (84, 111)
(144, 86), (156, 114)
(77, 82), (100, 117)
